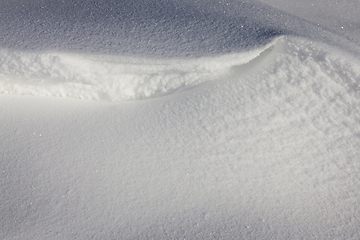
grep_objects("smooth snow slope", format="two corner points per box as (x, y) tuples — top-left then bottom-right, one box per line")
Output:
(0, 0), (287, 56)
(258, 0), (360, 43)
(1, 0), (360, 239)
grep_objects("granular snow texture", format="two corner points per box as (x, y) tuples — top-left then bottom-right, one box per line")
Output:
(1, 0), (360, 239)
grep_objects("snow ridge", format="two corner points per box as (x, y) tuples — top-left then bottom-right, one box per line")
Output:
(0, 41), (276, 101)
(1, 37), (359, 101)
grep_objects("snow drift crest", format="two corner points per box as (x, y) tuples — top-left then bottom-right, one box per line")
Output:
(0, 42), (276, 101)
(0, 37), (359, 101)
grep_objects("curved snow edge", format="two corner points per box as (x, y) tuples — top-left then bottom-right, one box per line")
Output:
(0, 38), (281, 101)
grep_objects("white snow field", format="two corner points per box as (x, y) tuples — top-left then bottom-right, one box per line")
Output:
(1, 0), (360, 239)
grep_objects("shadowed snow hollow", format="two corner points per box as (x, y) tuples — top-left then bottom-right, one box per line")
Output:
(0, 0), (286, 56)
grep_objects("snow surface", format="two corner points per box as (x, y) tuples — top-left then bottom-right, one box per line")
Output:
(1, 0), (360, 239)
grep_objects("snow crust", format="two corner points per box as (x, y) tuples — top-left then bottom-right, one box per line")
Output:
(1, 0), (360, 239)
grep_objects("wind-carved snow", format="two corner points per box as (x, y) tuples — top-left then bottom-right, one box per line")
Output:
(1, 37), (358, 102)
(2, 36), (360, 239)
(0, 40), (277, 101)
(2, 0), (360, 239)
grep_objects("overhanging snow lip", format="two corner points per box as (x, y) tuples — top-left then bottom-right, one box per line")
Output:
(0, 37), (282, 102)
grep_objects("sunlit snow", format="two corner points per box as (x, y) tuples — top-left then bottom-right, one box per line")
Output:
(1, 0), (360, 239)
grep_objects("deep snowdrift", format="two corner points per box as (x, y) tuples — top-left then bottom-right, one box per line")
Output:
(1, 0), (360, 239)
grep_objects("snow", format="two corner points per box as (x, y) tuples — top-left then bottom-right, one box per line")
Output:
(1, 0), (360, 239)
(0, 41), (276, 101)
(259, 0), (360, 42)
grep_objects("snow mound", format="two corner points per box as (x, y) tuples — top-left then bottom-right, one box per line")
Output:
(0, 41), (276, 101)
(2, 36), (360, 239)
